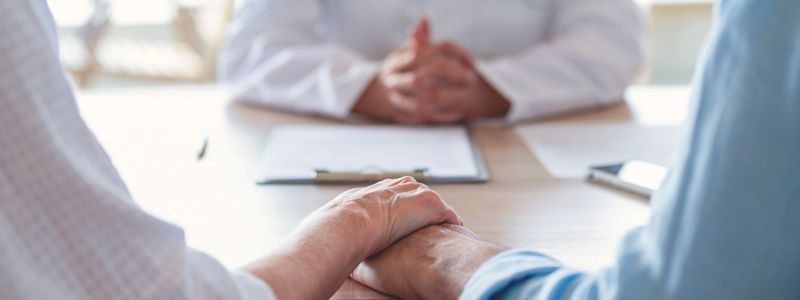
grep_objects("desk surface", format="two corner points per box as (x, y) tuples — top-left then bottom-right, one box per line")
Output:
(77, 85), (691, 299)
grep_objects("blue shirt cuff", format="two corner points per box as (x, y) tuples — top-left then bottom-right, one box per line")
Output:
(460, 249), (563, 300)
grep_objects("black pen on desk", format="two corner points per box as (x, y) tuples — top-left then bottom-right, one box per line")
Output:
(197, 137), (209, 161)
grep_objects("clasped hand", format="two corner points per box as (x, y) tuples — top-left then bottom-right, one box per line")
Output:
(245, 176), (466, 299)
(357, 17), (510, 123)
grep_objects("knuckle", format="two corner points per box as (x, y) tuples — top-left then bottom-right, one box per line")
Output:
(408, 182), (424, 189)
(395, 182), (422, 191)
(417, 189), (442, 202)
(400, 175), (417, 183)
(382, 75), (400, 89)
(437, 211), (453, 223)
(388, 92), (405, 105)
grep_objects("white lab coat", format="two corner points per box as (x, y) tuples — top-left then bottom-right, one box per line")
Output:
(218, 0), (644, 122)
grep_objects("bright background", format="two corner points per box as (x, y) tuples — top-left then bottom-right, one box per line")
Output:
(48, 0), (715, 90)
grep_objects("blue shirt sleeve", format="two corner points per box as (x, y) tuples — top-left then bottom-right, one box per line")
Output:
(462, 1), (800, 299)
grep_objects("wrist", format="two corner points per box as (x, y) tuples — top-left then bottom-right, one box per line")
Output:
(432, 238), (506, 299)
(243, 197), (392, 299)
(312, 203), (379, 260)
(352, 77), (392, 119)
(468, 76), (510, 119)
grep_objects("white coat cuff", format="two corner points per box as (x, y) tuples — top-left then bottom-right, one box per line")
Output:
(475, 60), (536, 124)
(328, 60), (380, 119)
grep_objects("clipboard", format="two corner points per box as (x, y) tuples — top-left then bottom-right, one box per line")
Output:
(255, 125), (490, 184)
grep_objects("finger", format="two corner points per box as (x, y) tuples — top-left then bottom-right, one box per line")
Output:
(432, 86), (472, 109)
(394, 112), (429, 124)
(436, 40), (474, 67)
(383, 48), (420, 73)
(383, 43), (452, 76)
(400, 189), (463, 225)
(364, 178), (417, 198)
(384, 87), (437, 124)
(410, 16), (431, 52)
(394, 106), (438, 125)
(350, 264), (379, 291)
(442, 224), (479, 239)
(383, 71), (431, 94)
(390, 182), (429, 194)
(374, 176), (417, 189)
(428, 110), (465, 124)
(390, 176), (418, 186)
(388, 91), (427, 116)
(441, 203), (464, 226)
(422, 58), (477, 87)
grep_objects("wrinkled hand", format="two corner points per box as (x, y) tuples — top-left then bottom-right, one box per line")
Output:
(355, 17), (510, 123)
(319, 176), (463, 254)
(244, 177), (462, 300)
(352, 224), (506, 300)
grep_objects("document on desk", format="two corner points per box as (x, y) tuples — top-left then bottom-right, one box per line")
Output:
(256, 125), (488, 184)
(516, 123), (683, 178)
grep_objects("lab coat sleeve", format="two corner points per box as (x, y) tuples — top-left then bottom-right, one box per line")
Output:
(218, 0), (379, 118)
(476, 0), (645, 122)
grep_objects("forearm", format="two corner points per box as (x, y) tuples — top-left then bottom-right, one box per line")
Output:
(474, 1), (643, 122)
(220, 1), (378, 118)
(244, 208), (371, 300)
(222, 44), (379, 118)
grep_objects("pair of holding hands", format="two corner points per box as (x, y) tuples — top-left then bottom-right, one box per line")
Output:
(344, 177), (505, 299)
(356, 18), (510, 124)
(248, 176), (502, 299)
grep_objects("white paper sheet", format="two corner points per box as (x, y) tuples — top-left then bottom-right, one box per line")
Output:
(257, 125), (480, 181)
(515, 123), (683, 178)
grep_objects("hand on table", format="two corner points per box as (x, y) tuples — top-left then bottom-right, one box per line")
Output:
(244, 177), (462, 300)
(351, 224), (506, 300)
(319, 176), (463, 254)
(354, 17), (510, 124)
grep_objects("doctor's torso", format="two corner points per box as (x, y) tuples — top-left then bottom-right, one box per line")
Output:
(316, 0), (553, 60)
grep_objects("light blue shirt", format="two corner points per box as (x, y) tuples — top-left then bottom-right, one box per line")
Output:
(462, 1), (800, 299)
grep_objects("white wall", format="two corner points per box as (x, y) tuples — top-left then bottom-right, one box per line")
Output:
(639, 0), (715, 84)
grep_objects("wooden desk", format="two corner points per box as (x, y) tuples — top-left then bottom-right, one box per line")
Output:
(77, 85), (690, 299)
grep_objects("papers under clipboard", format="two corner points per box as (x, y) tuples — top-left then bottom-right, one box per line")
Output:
(256, 125), (489, 184)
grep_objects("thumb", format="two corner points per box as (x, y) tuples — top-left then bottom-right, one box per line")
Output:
(410, 16), (431, 52)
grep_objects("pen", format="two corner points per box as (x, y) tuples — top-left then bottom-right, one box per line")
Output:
(197, 137), (209, 161)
